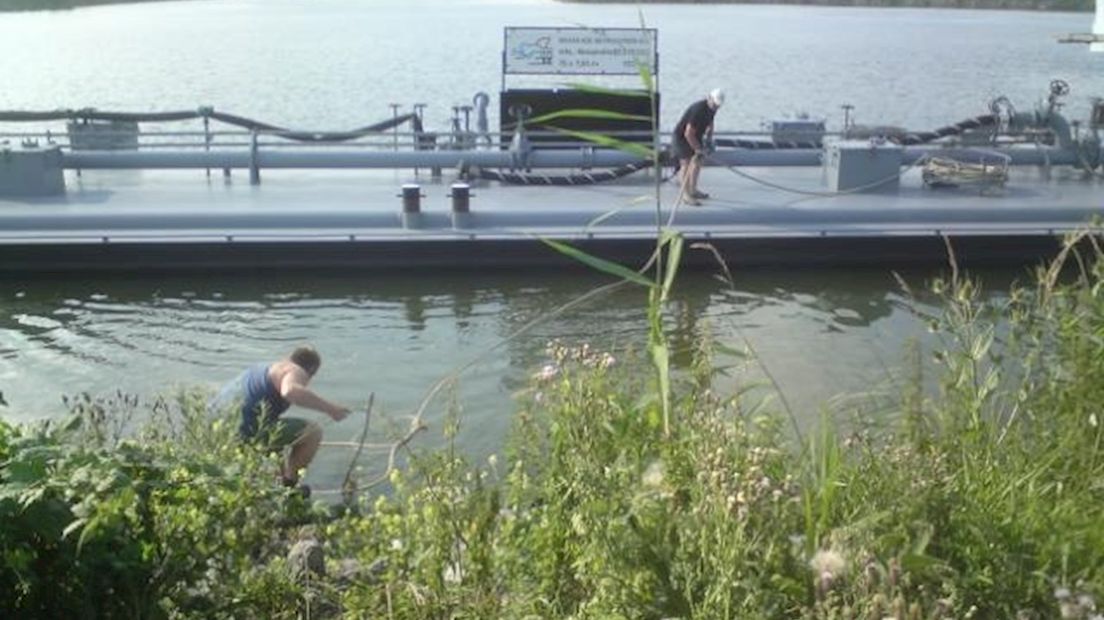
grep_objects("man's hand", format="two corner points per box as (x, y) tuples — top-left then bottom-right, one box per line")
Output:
(331, 406), (351, 422)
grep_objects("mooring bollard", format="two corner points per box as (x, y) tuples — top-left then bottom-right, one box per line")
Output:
(449, 182), (472, 229)
(401, 183), (422, 228)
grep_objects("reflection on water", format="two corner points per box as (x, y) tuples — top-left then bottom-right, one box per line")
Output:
(0, 265), (1023, 490)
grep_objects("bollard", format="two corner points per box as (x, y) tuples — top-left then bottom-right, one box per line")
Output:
(449, 182), (470, 213)
(449, 182), (472, 229)
(401, 183), (422, 213)
(400, 183), (423, 229)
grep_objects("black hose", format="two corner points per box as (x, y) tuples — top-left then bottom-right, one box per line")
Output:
(891, 114), (997, 146)
(0, 109), (200, 122)
(712, 114), (999, 151)
(714, 137), (822, 150)
(0, 108), (422, 143)
(477, 160), (652, 186)
(206, 111), (419, 142)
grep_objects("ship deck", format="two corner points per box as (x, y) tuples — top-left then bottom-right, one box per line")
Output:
(0, 163), (1101, 271)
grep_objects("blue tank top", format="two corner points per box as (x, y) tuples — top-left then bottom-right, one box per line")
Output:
(227, 363), (291, 439)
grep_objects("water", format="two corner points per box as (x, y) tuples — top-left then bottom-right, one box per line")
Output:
(0, 0), (1096, 490)
(1, 0), (1100, 128)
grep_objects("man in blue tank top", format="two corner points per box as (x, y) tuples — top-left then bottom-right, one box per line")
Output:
(671, 88), (725, 206)
(210, 345), (350, 492)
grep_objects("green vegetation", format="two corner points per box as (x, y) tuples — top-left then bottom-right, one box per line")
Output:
(0, 0), (180, 11)
(2, 237), (1103, 618)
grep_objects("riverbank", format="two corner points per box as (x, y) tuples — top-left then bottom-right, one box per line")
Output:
(2, 234), (1102, 618)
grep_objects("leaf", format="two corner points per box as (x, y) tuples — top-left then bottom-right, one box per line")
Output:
(650, 340), (671, 435)
(62, 517), (87, 540)
(527, 108), (652, 126)
(559, 83), (651, 98)
(547, 128), (654, 160)
(541, 239), (654, 287)
(660, 231), (684, 304)
(635, 60), (655, 94)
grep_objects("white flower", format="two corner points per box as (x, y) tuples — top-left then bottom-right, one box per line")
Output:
(809, 549), (846, 579)
(642, 461), (665, 488)
(534, 364), (559, 382)
(390, 538), (403, 551)
(443, 562), (463, 585)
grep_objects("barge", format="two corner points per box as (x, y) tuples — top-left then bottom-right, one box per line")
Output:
(0, 27), (1101, 272)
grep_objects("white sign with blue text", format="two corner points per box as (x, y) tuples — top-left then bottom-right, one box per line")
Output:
(503, 27), (658, 76)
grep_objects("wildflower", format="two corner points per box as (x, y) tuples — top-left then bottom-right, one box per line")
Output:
(810, 549), (847, 598)
(534, 364), (559, 382)
(390, 538), (403, 551)
(570, 513), (587, 536)
(487, 454), (498, 468)
(810, 549), (846, 577)
(443, 562), (463, 585)
(599, 352), (616, 369)
(642, 461), (665, 489)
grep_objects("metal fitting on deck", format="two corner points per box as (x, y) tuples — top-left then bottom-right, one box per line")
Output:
(401, 183), (422, 213)
(400, 183), (424, 229)
(449, 182), (473, 229)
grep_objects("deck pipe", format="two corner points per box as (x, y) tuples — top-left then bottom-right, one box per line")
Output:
(60, 145), (1082, 170)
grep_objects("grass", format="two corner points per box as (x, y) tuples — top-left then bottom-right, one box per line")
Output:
(1, 241), (1102, 617)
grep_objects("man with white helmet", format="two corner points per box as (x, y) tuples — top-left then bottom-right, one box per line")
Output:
(671, 88), (725, 206)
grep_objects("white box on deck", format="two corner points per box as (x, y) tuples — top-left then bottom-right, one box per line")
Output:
(824, 140), (903, 193)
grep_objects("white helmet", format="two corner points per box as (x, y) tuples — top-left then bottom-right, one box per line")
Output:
(708, 88), (725, 108)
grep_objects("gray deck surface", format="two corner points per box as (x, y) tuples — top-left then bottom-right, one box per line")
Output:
(0, 163), (1100, 271)
(0, 164), (1100, 242)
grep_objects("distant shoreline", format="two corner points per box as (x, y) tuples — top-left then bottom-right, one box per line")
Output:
(560, 0), (1093, 11)
(0, 0), (1092, 11)
(0, 0), (183, 11)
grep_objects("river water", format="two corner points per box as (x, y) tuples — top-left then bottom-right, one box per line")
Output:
(0, 0), (1100, 491)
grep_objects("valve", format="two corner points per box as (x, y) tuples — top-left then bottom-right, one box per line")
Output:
(1047, 79), (1070, 112)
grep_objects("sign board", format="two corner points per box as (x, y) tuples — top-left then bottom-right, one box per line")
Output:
(503, 27), (657, 76)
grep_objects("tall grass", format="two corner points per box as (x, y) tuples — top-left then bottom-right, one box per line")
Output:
(314, 237), (1104, 619)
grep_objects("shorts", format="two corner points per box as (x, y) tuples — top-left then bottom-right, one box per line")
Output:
(671, 134), (695, 161)
(255, 416), (311, 450)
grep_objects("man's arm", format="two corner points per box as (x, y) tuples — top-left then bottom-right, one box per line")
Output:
(279, 368), (350, 421)
(683, 123), (704, 154)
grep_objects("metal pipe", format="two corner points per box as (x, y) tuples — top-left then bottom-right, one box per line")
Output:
(60, 145), (1081, 170)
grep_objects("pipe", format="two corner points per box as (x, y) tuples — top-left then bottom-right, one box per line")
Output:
(60, 144), (1080, 171)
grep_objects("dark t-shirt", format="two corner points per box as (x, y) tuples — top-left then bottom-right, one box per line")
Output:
(673, 99), (716, 144)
